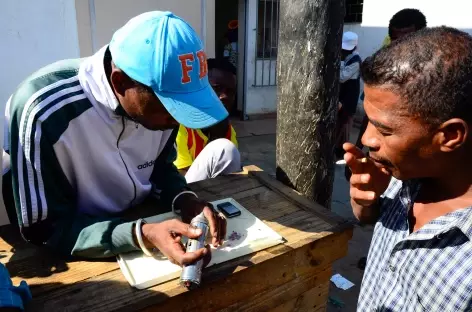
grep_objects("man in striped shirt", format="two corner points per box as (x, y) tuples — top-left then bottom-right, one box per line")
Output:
(2, 11), (229, 263)
(344, 27), (472, 311)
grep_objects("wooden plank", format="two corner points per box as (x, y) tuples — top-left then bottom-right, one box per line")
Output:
(219, 265), (332, 312)
(269, 280), (330, 312)
(17, 211), (350, 306)
(241, 165), (264, 173)
(203, 179), (263, 199)
(141, 231), (347, 312)
(314, 305), (328, 312)
(10, 258), (118, 297)
(32, 231), (350, 312)
(233, 190), (301, 221)
(248, 170), (353, 230)
(270, 210), (332, 233)
(190, 173), (262, 193)
(191, 166), (262, 198)
(0, 227), (118, 297)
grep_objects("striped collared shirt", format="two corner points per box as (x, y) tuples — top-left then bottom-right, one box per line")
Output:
(358, 178), (472, 311)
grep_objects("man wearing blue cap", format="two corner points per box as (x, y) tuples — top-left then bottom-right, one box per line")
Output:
(2, 11), (228, 263)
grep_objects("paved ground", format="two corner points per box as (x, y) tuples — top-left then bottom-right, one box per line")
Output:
(232, 118), (372, 311)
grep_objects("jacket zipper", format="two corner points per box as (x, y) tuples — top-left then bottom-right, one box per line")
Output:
(117, 117), (137, 208)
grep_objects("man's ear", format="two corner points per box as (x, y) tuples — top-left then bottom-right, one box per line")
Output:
(110, 68), (133, 97)
(436, 118), (468, 152)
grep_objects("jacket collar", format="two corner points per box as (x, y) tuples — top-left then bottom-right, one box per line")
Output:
(78, 45), (130, 120)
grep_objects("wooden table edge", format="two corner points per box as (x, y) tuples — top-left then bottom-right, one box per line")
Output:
(244, 167), (354, 230)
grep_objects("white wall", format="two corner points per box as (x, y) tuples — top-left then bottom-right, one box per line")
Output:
(0, 0), (80, 225)
(0, 0), (80, 106)
(346, 0), (472, 115)
(245, 0), (472, 116)
(76, 0), (216, 58)
(346, 0), (472, 60)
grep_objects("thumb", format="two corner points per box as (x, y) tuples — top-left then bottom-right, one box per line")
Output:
(170, 219), (203, 238)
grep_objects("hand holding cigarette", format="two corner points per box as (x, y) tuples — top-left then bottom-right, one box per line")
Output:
(342, 143), (391, 209)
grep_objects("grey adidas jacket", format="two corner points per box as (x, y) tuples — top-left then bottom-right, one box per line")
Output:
(3, 46), (188, 258)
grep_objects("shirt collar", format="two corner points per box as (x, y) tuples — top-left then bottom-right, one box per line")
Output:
(445, 208), (472, 240)
(403, 181), (472, 241)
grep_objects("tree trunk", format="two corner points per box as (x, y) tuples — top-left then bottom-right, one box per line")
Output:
(276, 0), (344, 209)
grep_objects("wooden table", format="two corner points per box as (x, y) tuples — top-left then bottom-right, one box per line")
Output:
(0, 166), (353, 312)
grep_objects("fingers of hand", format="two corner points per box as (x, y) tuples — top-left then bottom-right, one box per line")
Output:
(350, 186), (377, 206)
(203, 206), (220, 247)
(172, 234), (182, 243)
(344, 153), (367, 174)
(165, 232), (208, 266)
(160, 238), (186, 266)
(350, 173), (371, 187)
(342, 142), (365, 158)
(169, 219), (202, 238)
(218, 213), (227, 244)
(202, 245), (212, 268)
(168, 256), (178, 265)
(180, 247), (208, 266)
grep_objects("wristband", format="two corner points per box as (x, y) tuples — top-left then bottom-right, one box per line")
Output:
(135, 218), (153, 257)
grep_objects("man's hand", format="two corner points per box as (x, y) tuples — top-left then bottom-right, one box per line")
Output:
(175, 194), (227, 247)
(344, 143), (391, 205)
(141, 219), (210, 266)
(343, 143), (391, 222)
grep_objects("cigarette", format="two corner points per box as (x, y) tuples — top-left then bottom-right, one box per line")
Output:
(360, 157), (368, 163)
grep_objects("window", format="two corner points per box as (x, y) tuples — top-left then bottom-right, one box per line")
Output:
(344, 0), (363, 23)
(256, 0), (280, 59)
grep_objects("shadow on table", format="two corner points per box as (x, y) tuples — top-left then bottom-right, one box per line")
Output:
(0, 196), (173, 281)
(25, 279), (169, 312)
(0, 224), (73, 280)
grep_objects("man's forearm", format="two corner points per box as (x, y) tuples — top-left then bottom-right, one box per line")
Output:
(46, 215), (139, 258)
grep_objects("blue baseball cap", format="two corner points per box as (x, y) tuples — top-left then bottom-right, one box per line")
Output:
(109, 11), (228, 129)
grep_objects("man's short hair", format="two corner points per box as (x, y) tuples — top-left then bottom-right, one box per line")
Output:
(361, 27), (472, 126)
(388, 9), (427, 37)
(208, 58), (237, 75)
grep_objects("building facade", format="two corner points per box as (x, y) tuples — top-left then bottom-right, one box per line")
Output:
(2, 0), (472, 123)
(242, 0), (472, 117)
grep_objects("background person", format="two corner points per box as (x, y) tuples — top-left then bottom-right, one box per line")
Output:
(175, 59), (241, 183)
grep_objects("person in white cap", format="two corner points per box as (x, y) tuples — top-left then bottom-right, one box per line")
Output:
(335, 31), (362, 158)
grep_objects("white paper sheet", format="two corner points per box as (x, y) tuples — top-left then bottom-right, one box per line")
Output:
(330, 273), (355, 290)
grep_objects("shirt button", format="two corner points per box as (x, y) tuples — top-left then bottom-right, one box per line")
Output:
(389, 265), (396, 272)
